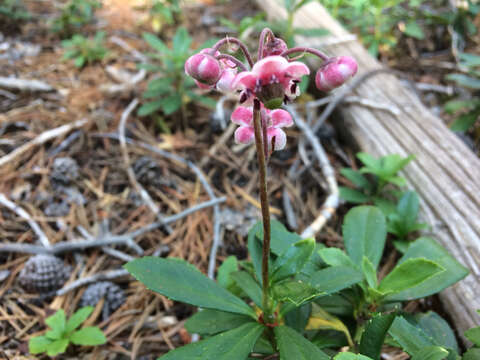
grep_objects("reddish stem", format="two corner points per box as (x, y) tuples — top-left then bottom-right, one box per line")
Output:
(211, 37), (254, 68)
(257, 27), (275, 61)
(216, 54), (248, 72)
(280, 46), (330, 61)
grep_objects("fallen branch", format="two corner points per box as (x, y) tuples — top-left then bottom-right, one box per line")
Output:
(0, 194), (50, 248)
(56, 269), (129, 296)
(0, 118), (90, 168)
(0, 76), (55, 92)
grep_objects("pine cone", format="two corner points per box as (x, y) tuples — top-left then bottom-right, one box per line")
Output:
(18, 255), (71, 293)
(80, 281), (125, 321)
(50, 157), (79, 185)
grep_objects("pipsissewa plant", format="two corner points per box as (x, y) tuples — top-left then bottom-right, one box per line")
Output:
(29, 307), (106, 357)
(125, 28), (467, 359)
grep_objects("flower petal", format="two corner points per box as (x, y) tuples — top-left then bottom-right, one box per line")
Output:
(231, 106), (253, 126)
(267, 128), (287, 151)
(216, 69), (236, 93)
(232, 72), (257, 91)
(285, 61), (310, 79)
(252, 56), (289, 81)
(234, 126), (255, 145)
(270, 109), (293, 128)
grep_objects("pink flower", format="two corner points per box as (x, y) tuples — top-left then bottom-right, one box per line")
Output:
(315, 56), (358, 92)
(231, 105), (294, 151)
(185, 50), (222, 85)
(232, 56), (310, 109)
(262, 37), (288, 58)
(216, 68), (237, 93)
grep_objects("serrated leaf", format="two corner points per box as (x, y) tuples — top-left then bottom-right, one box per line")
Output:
(416, 311), (459, 354)
(29, 336), (53, 354)
(306, 304), (353, 347)
(309, 266), (363, 294)
(318, 248), (356, 268)
(411, 346), (449, 360)
(185, 309), (252, 336)
(359, 313), (396, 360)
(159, 322), (264, 360)
(70, 327), (106, 346)
(386, 237), (468, 301)
(46, 338), (69, 356)
(231, 271), (262, 307)
(378, 258), (444, 295)
(272, 237), (315, 282)
(125, 257), (256, 318)
(275, 325), (330, 360)
(65, 307), (93, 334)
(389, 316), (435, 355)
(343, 206), (387, 269)
(272, 279), (322, 306)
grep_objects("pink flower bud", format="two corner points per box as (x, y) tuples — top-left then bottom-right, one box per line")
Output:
(315, 56), (358, 92)
(185, 52), (222, 85)
(262, 37), (288, 58)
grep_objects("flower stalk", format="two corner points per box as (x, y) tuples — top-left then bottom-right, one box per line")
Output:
(252, 98), (273, 323)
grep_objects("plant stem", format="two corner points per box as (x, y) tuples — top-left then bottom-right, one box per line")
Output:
(216, 54), (248, 72)
(257, 27), (275, 61)
(211, 37), (254, 68)
(280, 46), (330, 61)
(252, 98), (272, 322)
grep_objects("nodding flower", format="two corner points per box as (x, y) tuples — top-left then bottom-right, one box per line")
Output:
(315, 56), (358, 92)
(231, 105), (294, 151)
(232, 56), (310, 110)
(184, 50), (222, 86)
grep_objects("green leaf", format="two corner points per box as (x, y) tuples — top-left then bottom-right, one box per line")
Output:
(340, 168), (371, 189)
(314, 294), (354, 316)
(138, 101), (164, 117)
(416, 311), (459, 354)
(318, 248), (356, 268)
(465, 327), (480, 346)
(411, 346), (449, 360)
(217, 256), (239, 289)
(247, 221), (266, 285)
(446, 74), (480, 89)
(459, 52), (480, 67)
(29, 336), (53, 354)
(306, 304), (353, 347)
(46, 338), (69, 356)
(159, 322), (264, 360)
(444, 99), (477, 114)
(125, 257), (256, 318)
(275, 325), (330, 360)
(70, 327), (106, 346)
(231, 271), (262, 307)
(185, 309), (252, 336)
(143, 32), (170, 53)
(284, 303), (311, 332)
(257, 220), (302, 255)
(293, 27), (329, 37)
(397, 191), (420, 231)
(74, 56), (86, 68)
(272, 279), (322, 306)
(334, 353), (374, 360)
(403, 21), (425, 39)
(65, 306), (93, 334)
(450, 112), (479, 132)
(463, 348), (480, 360)
(389, 316), (435, 355)
(386, 237), (468, 301)
(272, 238), (315, 282)
(359, 313), (396, 360)
(45, 309), (66, 338)
(339, 187), (370, 203)
(160, 94), (182, 115)
(378, 258), (444, 295)
(147, 77), (173, 94)
(362, 256), (378, 289)
(172, 27), (192, 56)
(342, 206), (387, 269)
(309, 266), (363, 294)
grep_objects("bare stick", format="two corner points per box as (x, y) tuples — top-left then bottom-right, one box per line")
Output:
(0, 118), (89, 168)
(0, 194), (50, 248)
(0, 76), (54, 92)
(56, 269), (129, 296)
(118, 98), (173, 235)
(284, 106), (339, 238)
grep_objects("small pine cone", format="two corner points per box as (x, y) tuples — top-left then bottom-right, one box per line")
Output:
(80, 281), (125, 321)
(18, 255), (71, 293)
(50, 157), (79, 185)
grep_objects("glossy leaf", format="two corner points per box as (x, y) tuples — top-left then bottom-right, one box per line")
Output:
(378, 258), (444, 295)
(416, 311), (459, 354)
(272, 238), (315, 282)
(272, 280), (322, 306)
(306, 304), (353, 347)
(388, 316), (434, 355)
(318, 248), (356, 268)
(247, 221), (266, 285)
(159, 322), (264, 360)
(359, 313), (396, 360)
(386, 237), (468, 301)
(185, 309), (252, 336)
(217, 256), (239, 289)
(411, 346), (448, 360)
(284, 303), (311, 333)
(309, 266), (363, 294)
(274, 325), (330, 360)
(362, 256), (378, 289)
(125, 257), (256, 318)
(342, 206), (387, 269)
(231, 271), (262, 307)
(334, 353), (374, 360)
(70, 327), (107, 346)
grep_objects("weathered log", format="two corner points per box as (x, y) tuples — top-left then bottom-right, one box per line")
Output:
(257, 0), (480, 338)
